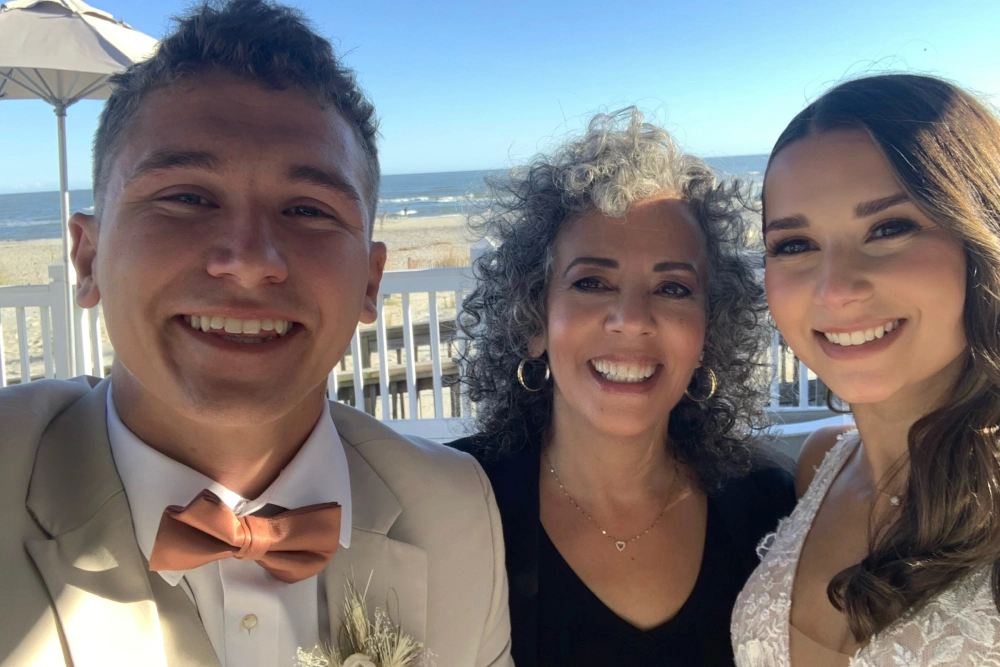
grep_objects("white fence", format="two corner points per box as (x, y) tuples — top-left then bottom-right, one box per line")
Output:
(0, 264), (105, 385)
(1, 255), (833, 443)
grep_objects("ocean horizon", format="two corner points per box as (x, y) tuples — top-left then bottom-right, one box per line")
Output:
(0, 155), (768, 243)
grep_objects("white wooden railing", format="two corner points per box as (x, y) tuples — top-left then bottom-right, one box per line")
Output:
(768, 328), (826, 411)
(1, 249), (834, 443)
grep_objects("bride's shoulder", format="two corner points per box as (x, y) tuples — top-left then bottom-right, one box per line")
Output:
(794, 425), (856, 499)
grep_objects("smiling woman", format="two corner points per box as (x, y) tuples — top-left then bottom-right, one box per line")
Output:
(450, 107), (795, 667)
(732, 74), (1000, 667)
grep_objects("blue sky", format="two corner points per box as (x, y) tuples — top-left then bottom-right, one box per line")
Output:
(1, 0), (999, 193)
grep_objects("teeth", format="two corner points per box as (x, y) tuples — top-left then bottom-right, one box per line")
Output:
(591, 359), (657, 383)
(186, 315), (292, 339)
(823, 320), (900, 347)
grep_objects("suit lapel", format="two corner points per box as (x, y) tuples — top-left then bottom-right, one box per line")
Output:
(323, 425), (428, 646)
(24, 379), (218, 667)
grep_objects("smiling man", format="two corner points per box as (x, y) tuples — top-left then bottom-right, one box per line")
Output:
(0, 2), (511, 666)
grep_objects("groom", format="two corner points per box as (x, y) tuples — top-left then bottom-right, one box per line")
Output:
(0, 1), (511, 666)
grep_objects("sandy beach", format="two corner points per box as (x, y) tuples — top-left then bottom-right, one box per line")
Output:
(0, 214), (482, 383)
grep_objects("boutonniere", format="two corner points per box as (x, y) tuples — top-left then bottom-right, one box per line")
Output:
(295, 572), (433, 667)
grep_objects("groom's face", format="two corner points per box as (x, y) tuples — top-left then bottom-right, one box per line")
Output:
(71, 72), (385, 426)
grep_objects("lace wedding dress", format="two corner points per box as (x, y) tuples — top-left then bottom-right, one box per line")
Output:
(731, 430), (1000, 666)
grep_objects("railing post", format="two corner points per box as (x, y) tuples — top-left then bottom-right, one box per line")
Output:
(15, 307), (29, 384)
(798, 360), (811, 408)
(428, 291), (444, 419)
(73, 301), (93, 376)
(769, 329), (780, 409)
(375, 295), (391, 419)
(48, 264), (71, 379)
(89, 306), (105, 378)
(39, 306), (54, 379)
(401, 294), (418, 419)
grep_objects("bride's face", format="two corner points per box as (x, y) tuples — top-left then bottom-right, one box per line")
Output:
(762, 129), (967, 407)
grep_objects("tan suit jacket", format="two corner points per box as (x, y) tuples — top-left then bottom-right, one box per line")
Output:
(0, 377), (512, 667)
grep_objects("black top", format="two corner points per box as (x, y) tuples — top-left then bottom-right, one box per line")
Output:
(538, 499), (745, 666)
(451, 429), (796, 667)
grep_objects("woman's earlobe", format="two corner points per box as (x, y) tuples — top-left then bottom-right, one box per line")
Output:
(527, 334), (547, 359)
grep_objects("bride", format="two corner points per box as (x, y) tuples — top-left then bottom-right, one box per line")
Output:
(731, 73), (1000, 666)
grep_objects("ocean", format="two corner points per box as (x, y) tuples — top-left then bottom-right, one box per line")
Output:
(0, 155), (768, 242)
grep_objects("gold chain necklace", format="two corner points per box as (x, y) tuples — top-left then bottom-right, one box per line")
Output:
(544, 453), (688, 552)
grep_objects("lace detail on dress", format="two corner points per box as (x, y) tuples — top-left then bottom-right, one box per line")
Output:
(730, 430), (1000, 667)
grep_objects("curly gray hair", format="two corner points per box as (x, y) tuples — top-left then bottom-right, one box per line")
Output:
(455, 107), (771, 492)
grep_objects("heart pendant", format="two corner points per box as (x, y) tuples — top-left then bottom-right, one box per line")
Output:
(615, 541), (626, 551)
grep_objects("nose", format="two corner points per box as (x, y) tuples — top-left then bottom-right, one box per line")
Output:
(605, 287), (656, 337)
(205, 209), (289, 287)
(813, 245), (873, 309)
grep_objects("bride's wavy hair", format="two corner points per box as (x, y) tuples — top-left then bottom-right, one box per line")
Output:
(765, 73), (1000, 641)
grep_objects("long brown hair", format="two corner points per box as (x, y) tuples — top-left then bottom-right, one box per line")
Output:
(765, 74), (1000, 640)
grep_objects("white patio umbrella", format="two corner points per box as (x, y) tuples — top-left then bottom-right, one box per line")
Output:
(0, 0), (157, 374)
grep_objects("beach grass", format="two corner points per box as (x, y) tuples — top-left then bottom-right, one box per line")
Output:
(433, 248), (470, 267)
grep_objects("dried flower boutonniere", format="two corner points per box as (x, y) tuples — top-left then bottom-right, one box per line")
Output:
(295, 572), (433, 667)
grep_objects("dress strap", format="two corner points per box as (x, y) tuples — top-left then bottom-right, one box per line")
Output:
(799, 429), (860, 512)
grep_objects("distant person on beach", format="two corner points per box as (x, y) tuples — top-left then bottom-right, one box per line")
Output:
(0, 2), (511, 666)
(451, 107), (795, 666)
(732, 74), (1000, 666)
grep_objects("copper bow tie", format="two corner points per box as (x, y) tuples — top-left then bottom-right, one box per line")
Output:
(148, 489), (342, 584)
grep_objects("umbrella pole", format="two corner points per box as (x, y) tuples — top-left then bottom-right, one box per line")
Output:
(55, 103), (78, 377)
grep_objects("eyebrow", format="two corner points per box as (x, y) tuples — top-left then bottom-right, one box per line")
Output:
(563, 256), (698, 276)
(854, 192), (908, 218)
(288, 165), (364, 208)
(762, 214), (807, 236)
(128, 150), (221, 183)
(763, 192), (911, 236)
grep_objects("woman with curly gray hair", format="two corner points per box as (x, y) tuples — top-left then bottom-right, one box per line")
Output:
(450, 108), (795, 666)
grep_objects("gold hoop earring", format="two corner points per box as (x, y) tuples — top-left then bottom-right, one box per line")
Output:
(685, 367), (717, 403)
(517, 358), (550, 392)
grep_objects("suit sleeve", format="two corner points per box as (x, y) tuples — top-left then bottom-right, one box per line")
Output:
(472, 459), (515, 667)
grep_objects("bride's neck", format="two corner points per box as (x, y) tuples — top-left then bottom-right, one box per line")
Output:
(850, 356), (964, 484)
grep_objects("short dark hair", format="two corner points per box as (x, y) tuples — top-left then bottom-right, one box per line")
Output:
(92, 0), (380, 227)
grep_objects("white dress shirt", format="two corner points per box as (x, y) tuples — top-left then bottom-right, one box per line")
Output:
(106, 388), (352, 667)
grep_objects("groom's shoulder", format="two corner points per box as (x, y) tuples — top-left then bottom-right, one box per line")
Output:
(328, 401), (488, 499)
(0, 377), (98, 440)
(0, 377), (100, 508)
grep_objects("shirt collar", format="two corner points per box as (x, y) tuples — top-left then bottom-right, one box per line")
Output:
(106, 384), (353, 586)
